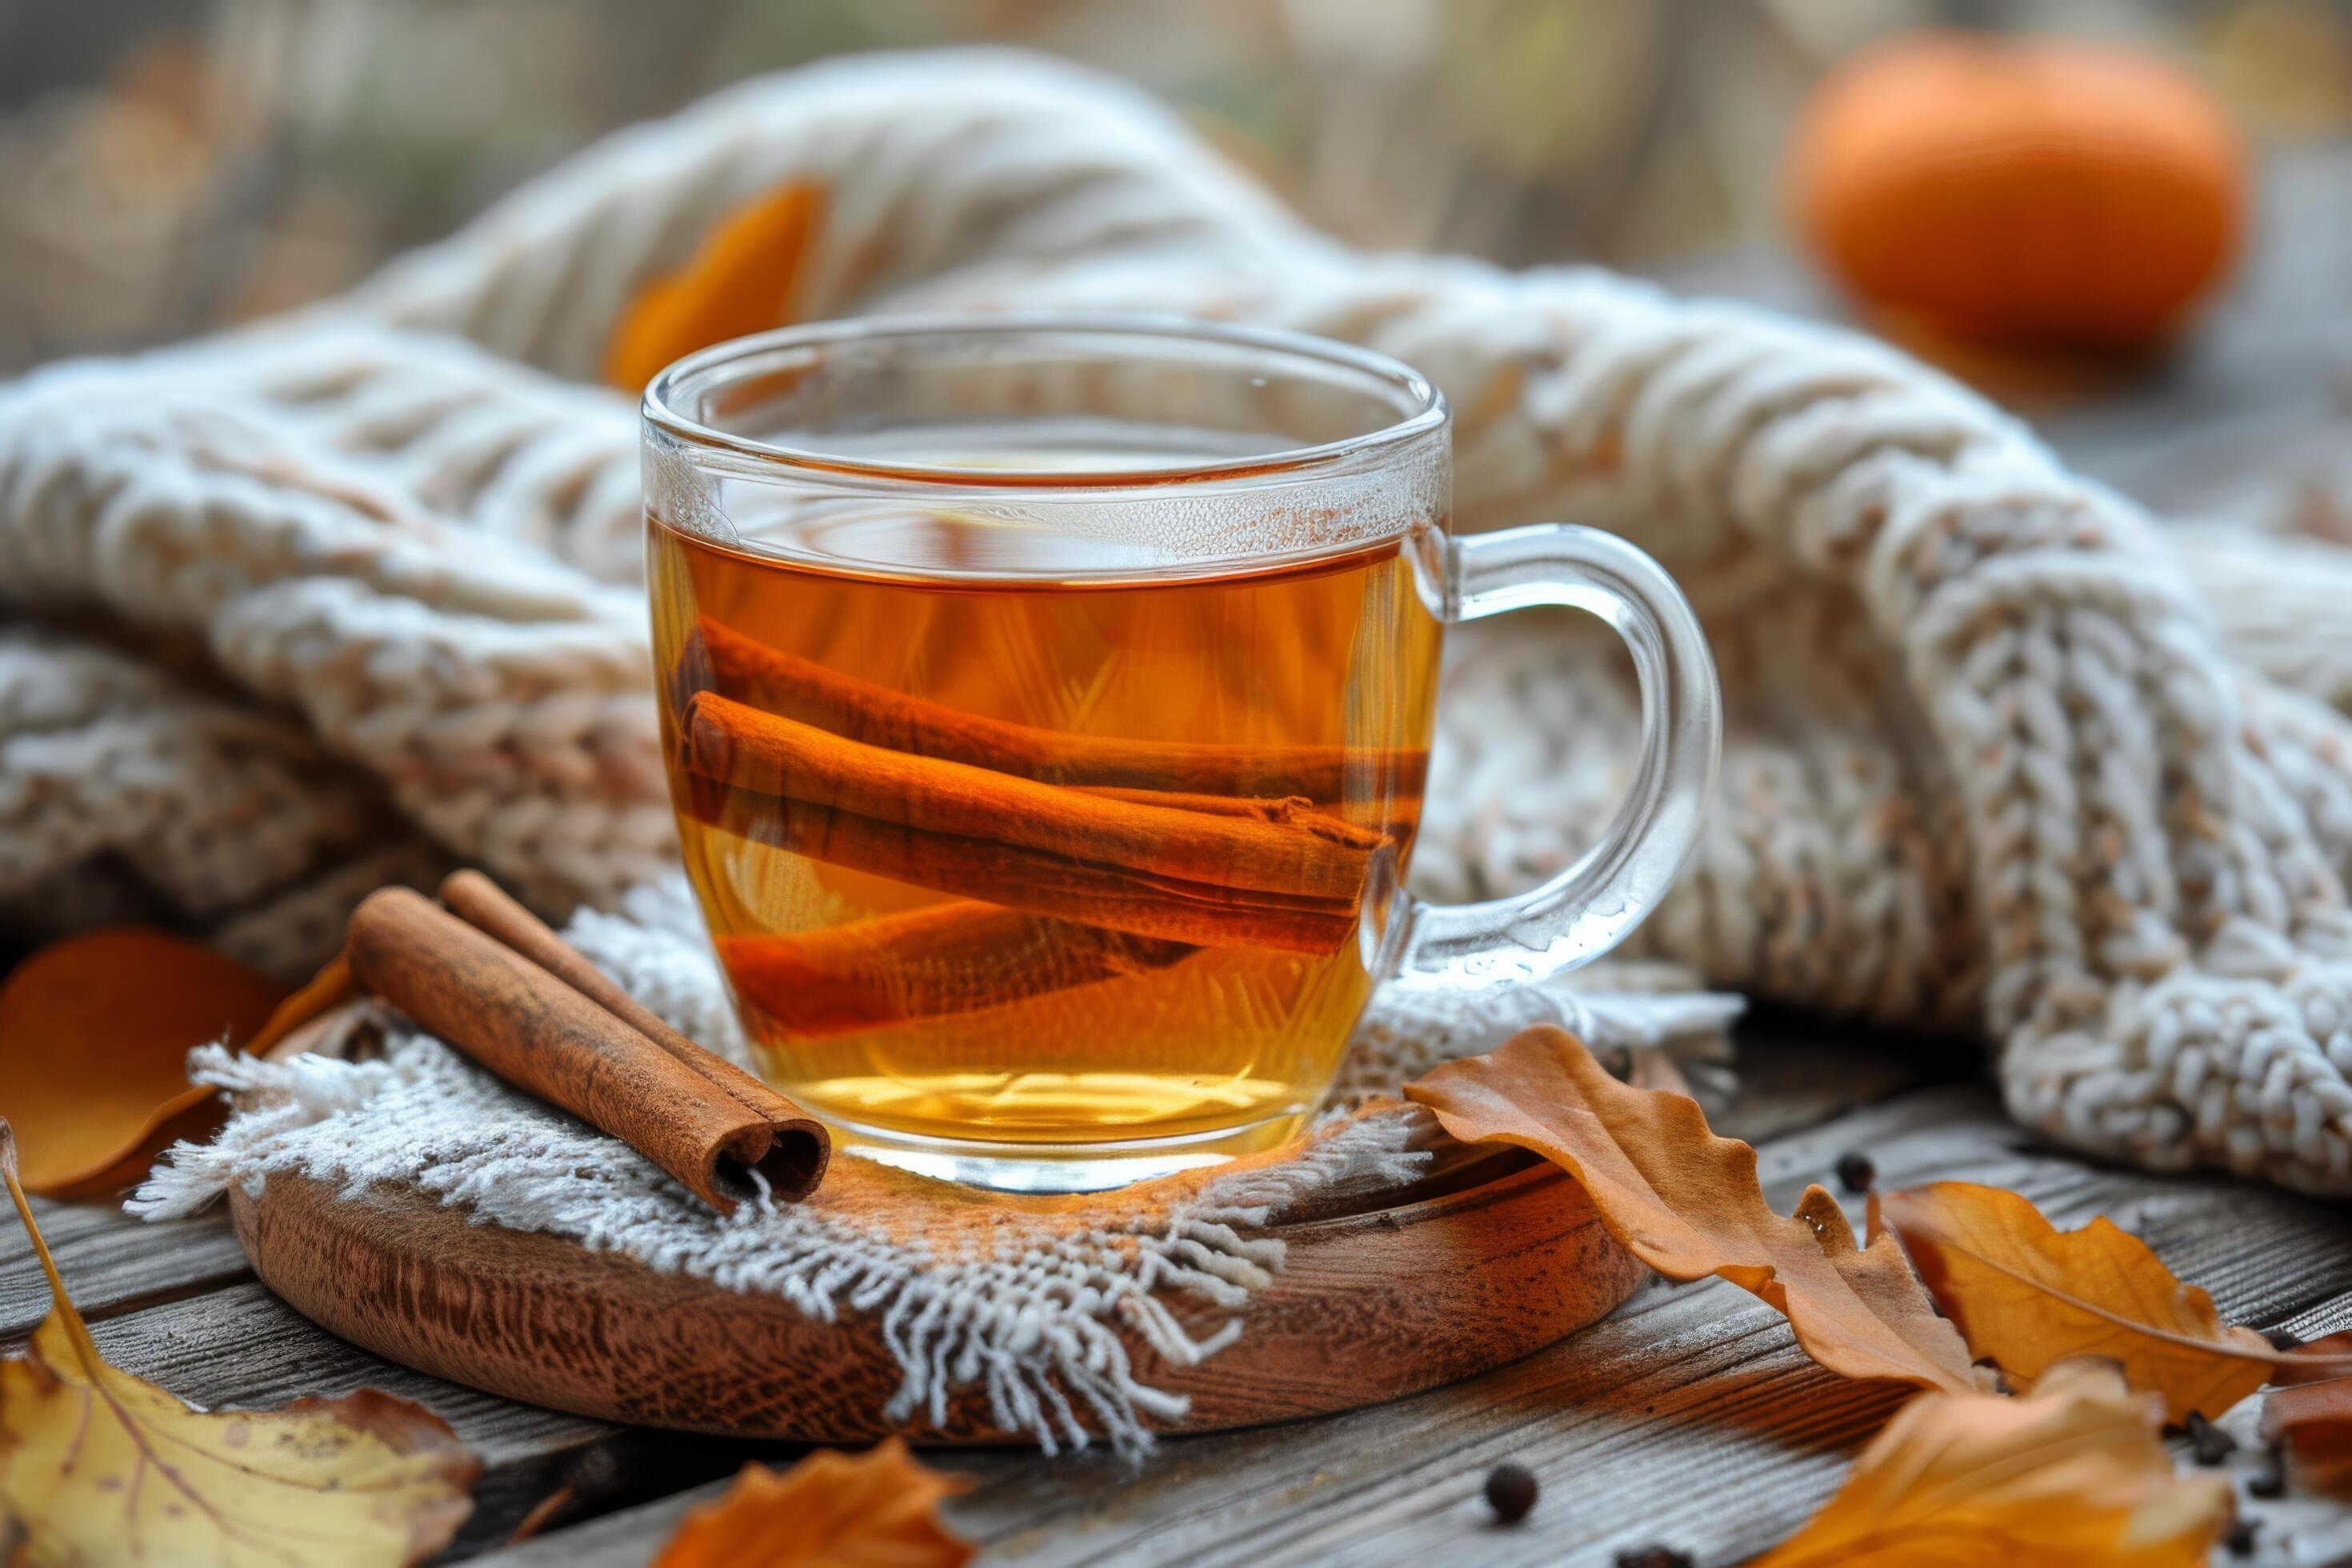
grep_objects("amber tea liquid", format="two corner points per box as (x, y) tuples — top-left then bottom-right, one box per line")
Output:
(649, 451), (1441, 1178)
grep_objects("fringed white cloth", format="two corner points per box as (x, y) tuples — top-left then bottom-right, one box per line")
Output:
(6, 49), (2351, 1198)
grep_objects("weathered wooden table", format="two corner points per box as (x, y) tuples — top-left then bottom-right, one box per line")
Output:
(11, 146), (2352, 1568)
(15, 1023), (2350, 1565)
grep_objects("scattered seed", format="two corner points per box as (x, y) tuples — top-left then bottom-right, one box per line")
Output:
(2186, 1410), (2238, 1466)
(1615, 1548), (1694, 1568)
(1484, 1462), (1538, 1525)
(2225, 1518), (2261, 1558)
(2248, 1438), (2289, 1500)
(1834, 1150), (1875, 1193)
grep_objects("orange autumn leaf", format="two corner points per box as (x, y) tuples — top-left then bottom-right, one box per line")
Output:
(1874, 1182), (2288, 1423)
(651, 1439), (972, 1568)
(0, 1118), (478, 1564)
(1405, 1026), (1974, 1393)
(2262, 1330), (2352, 1499)
(0, 927), (289, 1196)
(1753, 1359), (2233, 1567)
(604, 182), (825, 391)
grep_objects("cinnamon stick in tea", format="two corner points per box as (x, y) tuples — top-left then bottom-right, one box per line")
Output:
(438, 870), (828, 1196)
(719, 903), (1194, 1037)
(346, 887), (826, 1211)
(677, 690), (1386, 954)
(688, 616), (1430, 801)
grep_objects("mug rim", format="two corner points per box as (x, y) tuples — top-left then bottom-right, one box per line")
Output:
(641, 312), (1451, 491)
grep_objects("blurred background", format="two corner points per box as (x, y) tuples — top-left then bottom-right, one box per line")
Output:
(2, 0), (2350, 521)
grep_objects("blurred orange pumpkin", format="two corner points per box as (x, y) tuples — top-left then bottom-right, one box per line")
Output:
(1787, 33), (2248, 351)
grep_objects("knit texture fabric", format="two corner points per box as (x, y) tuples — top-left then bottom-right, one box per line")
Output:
(8, 50), (2352, 1198)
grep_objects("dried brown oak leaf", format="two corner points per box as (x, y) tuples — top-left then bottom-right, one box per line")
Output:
(1872, 1181), (2310, 1423)
(0, 1119), (478, 1566)
(651, 1438), (973, 1567)
(1752, 1359), (2233, 1566)
(1406, 1026), (1973, 1392)
(2262, 1330), (2352, 1498)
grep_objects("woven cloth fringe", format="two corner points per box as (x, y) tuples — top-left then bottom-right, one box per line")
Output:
(4, 46), (2350, 1207)
(130, 878), (1729, 1454)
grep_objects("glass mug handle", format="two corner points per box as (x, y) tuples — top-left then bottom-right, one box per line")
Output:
(1386, 523), (1722, 991)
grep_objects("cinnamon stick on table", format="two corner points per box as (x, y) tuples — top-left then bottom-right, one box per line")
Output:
(436, 870), (823, 1166)
(689, 616), (1430, 802)
(346, 886), (828, 1212)
(677, 690), (1387, 954)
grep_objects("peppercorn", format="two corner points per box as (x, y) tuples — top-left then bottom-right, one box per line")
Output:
(2182, 1410), (2237, 1466)
(1484, 1462), (1538, 1525)
(2248, 1439), (2289, 1500)
(2266, 1326), (2305, 1351)
(2225, 1517), (2261, 1558)
(1834, 1150), (1875, 1193)
(1615, 1548), (1695, 1568)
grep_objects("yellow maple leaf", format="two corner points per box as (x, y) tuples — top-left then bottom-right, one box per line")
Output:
(651, 1439), (972, 1568)
(1754, 1360), (2233, 1566)
(1873, 1181), (2293, 1422)
(1406, 1026), (1974, 1393)
(0, 1119), (479, 1566)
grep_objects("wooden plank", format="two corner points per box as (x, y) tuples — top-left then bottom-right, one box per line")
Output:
(7, 1210), (798, 1558)
(0, 1012), (1937, 1561)
(0, 1169), (773, 1551)
(0, 1182), (771, 1553)
(82, 1279), (602, 1462)
(1707, 1005), (1975, 1146)
(66, 1280), (618, 1556)
(0, 1197), (250, 1340)
(470, 1026), (1962, 1566)
(903, 1082), (2352, 1568)
(784, 1082), (2352, 1568)
(44, 1270), (776, 1558)
(70, 1042), (2345, 1565)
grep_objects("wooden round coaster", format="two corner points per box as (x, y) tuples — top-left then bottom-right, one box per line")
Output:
(228, 1036), (1642, 1442)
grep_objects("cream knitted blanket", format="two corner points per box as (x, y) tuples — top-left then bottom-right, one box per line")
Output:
(10, 50), (2352, 1198)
